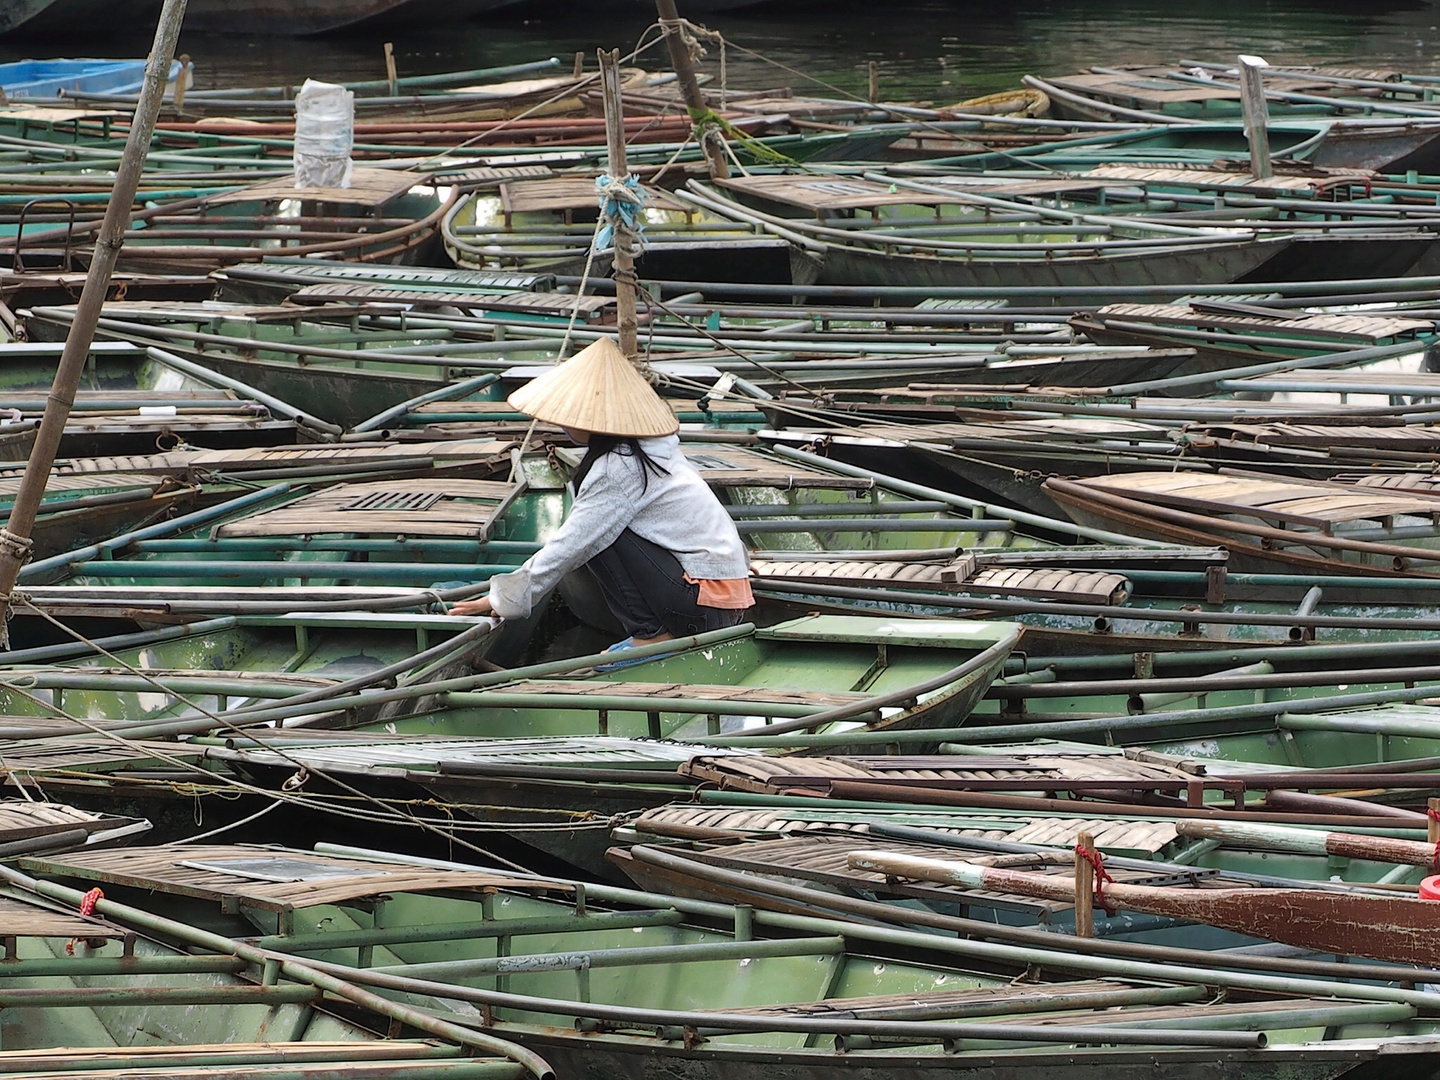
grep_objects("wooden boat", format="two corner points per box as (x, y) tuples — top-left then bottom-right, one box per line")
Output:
(0, 608), (503, 755)
(24, 300), (561, 429)
(0, 800), (149, 854)
(443, 174), (807, 284)
(0, 850), (551, 1078)
(915, 116), (1440, 175)
(0, 467), (211, 561)
(0, 340), (330, 455)
(12, 167), (449, 277)
(341, 613), (1020, 749)
(1030, 63), (1440, 124)
(850, 846), (1440, 966)
(22, 839), (1440, 1080)
(1044, 471), (1440, 577)
(1070, 301), (1438, 372)
(614, 813), (1416, 944)
(681, 175), (1295, 299)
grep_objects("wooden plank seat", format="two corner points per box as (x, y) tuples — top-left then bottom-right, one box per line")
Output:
(715, 173), (977, 212)
(720, 980), (1170, 1018)
(631, 804), (1180, 855)
(498, 176), (690, 217)
(290, 283), (616, 320)
(207, 166), (425, 209)
(1081, 161), (1372, 192)
(1188, 424), (1440, 450)
(751, 557), (1130, 605)
(213, 477), (520, 539)
(20, 844), (571, 916)
(680, 750), (1201, 793)
(683, 446), (873, 489)
(0, 738), (209, 776)
(1085, 302), (1433, 343)
(499, 680), (868, 709)
(0, 894), (128, 941)
(685, 833), (1212, 917)
(1073, 472), (1440, 530)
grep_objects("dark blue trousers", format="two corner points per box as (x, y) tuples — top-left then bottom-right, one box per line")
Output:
(586, 529), (745, 639)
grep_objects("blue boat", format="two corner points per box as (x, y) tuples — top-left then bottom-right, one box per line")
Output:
(0, 58), (186, 98)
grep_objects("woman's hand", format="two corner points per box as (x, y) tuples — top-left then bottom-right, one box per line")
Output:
(449, 596), (494, 617)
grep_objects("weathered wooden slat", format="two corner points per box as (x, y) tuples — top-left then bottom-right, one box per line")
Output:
(208, 167), (423, 208)
(20, 844), (570, 914)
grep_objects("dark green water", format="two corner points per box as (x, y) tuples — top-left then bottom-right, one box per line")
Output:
(20, 0), (1440, 103)
(178, 1), (1440, 101)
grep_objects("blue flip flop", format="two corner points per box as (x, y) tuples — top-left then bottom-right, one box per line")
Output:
(595, 637), (676, 672)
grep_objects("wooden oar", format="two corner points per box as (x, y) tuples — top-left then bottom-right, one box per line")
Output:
(848, 849), (1440, 965)
(1176, 820), (1440, 868)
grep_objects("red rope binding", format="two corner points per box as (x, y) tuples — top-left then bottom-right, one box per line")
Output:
(1428, 808), (1440, 873)
(1074, 842), (1117, 916)
(66, 888), (104, 955)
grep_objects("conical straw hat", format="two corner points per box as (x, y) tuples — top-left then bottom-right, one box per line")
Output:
(506, 337), (679, 437)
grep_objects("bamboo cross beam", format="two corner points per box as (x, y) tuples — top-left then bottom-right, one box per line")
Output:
(0, 0), (190, 647)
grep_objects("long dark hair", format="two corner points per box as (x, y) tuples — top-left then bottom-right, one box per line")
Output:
(571, 435), (669, 494)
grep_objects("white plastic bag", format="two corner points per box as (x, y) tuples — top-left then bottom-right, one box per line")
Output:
(293, 79), (354, 190)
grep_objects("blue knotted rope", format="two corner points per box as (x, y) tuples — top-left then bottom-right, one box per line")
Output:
(594, 174), (646, 252)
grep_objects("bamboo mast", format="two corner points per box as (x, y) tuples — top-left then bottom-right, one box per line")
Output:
(0, 0), (189, 646)
(654, 0), (730, 179)
(599, 49), (639, 360)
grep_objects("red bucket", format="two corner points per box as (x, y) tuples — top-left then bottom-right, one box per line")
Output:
(1419, 875), (1440, 901)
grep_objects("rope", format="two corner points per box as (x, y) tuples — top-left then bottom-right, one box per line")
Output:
(1427, 806), (1440, 873)
(0, 528), (33, 566)
(594, 174), (647, 253)
(688, 105), (798, 167)
(65, 887), (105, 955)
(1074, 841), (1117, 916)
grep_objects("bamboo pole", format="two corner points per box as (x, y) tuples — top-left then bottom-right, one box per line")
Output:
(654, 0), (729, 179)
(1238, 54), (1273, 180)
(1073, 831), (1095, 938)
(384, 43), (399, 96)
(0, 0), (189, 647)
(599, 49), (638, 359)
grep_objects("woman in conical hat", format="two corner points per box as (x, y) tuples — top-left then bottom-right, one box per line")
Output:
(451, 338), (752, 660)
